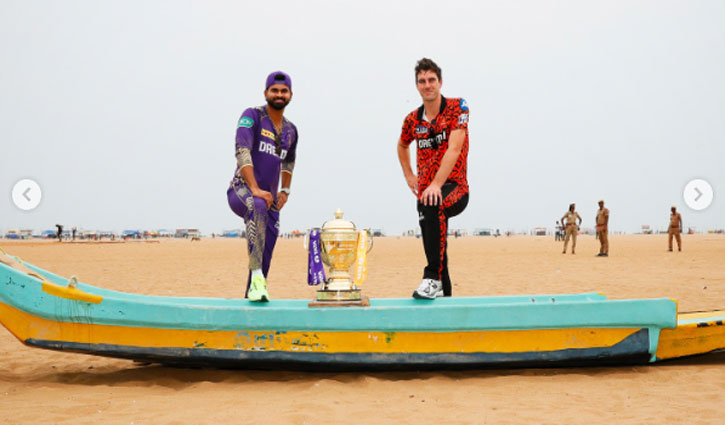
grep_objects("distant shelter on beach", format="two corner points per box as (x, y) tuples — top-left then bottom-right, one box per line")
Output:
(222, 229), (243, 238)
(122, 230), (142, 239)
(175, 229), (200, 238)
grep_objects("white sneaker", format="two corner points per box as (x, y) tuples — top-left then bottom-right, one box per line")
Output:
(412, 278), (443, 299)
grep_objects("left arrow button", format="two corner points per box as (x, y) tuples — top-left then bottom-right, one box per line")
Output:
(12, 179), (42, 211)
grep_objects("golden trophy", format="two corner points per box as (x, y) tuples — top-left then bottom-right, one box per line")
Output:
(307, 209), (372, 307)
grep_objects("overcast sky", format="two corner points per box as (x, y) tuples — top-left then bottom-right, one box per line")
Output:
(2, 0), (723, 235)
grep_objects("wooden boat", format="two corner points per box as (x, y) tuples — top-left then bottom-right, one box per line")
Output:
(1, 250), (724, 370)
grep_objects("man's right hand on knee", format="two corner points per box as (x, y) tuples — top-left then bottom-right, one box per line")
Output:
(251, 188), (274, 209)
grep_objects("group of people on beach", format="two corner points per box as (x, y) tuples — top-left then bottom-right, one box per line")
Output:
(228, 58), (468, 302)
(558, 203), (684, 256)
(559, 201), (610, 256)
(227, 58), (687, 303)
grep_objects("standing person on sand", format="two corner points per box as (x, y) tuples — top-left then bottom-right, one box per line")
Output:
(227, 71), (299, 302)
(560, 204), (582, 254)
(397, 58), (470, 299)
(596, 200), (610, 257)
(554, 220), (563, 242)
(668, 206), (683, 252)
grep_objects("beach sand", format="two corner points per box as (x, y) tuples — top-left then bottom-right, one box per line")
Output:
(1, 235), (724, 424)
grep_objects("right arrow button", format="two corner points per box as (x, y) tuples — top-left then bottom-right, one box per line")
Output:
(684, 179), (714, 211)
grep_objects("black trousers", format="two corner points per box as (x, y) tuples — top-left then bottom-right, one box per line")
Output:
(417, 182), (468, 296)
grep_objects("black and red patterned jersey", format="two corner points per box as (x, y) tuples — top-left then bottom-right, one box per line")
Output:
(399, 96), (469, 198)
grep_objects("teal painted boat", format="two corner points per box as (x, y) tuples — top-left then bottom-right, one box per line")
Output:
(1, 250), (724, 370)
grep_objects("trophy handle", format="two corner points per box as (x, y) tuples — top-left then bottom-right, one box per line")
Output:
(305, 228), (325, 252)
(350, 222), (374, 253)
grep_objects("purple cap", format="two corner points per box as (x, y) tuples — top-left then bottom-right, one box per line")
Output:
(265, 71), (292, 90)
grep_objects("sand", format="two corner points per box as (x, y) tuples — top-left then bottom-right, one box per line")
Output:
(1, 235), (724, 424)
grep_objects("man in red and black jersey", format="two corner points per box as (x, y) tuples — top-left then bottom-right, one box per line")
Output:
(397, 58), (470, 299)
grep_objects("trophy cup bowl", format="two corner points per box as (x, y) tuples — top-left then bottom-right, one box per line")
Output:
(308, 209), (372, 305)
(320, 225), (359, 290)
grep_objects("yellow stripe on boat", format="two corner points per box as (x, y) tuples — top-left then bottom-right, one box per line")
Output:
(0, 301), (639, 354)
(656, 311), (725, 360)
(41, 281), (103, 304)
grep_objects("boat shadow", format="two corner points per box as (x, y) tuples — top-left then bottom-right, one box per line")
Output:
(17, 350), (725, 388)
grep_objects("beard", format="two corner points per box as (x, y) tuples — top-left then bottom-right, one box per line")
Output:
(266, 97), (290, 111)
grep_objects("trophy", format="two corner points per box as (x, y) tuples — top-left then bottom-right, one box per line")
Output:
(306, 209), (372, 306)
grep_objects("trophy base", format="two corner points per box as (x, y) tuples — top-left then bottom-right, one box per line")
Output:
(309, 289), (369, 307)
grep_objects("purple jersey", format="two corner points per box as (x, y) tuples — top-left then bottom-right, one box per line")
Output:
(231, 106), (298, 196)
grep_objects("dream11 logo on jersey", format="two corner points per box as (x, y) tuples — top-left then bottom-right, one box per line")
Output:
(417, 131), (447, 149)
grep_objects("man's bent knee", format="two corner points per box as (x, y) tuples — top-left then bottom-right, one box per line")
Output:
(252, 197), (270, 215)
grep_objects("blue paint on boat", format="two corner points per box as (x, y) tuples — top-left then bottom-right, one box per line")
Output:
(27, 329), (651, 370)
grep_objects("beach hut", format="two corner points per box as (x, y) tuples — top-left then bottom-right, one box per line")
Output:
(534, 227), (547, 236)
(122, 230), (141, 239)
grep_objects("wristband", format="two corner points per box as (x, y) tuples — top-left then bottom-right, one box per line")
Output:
(280, 188), (291, 195)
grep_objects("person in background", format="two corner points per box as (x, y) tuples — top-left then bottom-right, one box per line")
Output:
(596, 200), (610, 257)
(668, 206), (683, 252)
(560, 204), (582, 254)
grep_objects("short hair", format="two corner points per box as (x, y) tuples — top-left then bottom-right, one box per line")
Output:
(415, 58), (442, 81)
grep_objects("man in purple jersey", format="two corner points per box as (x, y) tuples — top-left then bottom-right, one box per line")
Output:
(227, 71), (298, 302)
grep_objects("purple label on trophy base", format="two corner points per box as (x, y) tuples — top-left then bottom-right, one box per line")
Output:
(307, 228), (327, 285)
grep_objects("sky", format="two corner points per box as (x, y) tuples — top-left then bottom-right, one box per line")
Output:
(1, 0), (724, 235)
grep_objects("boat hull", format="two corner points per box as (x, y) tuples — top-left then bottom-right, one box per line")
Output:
(2, 251), (723, 370)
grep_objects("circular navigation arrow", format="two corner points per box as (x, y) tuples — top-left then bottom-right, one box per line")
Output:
(683, 179), (713, 211)
(11, 179), (42, 211)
